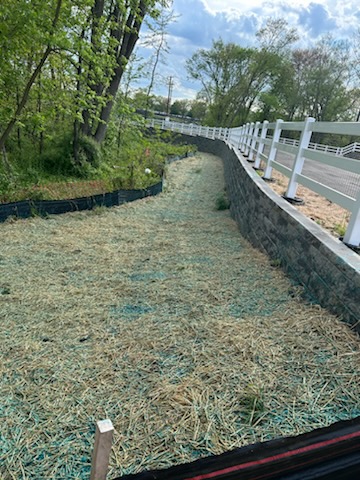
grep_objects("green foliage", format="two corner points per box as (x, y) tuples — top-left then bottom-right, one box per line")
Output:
(89, 205), (108, 216)
(0, 0), (171, 171)
(73, 135), (102, 176)
(188, 100), (207, 122)
(102, 121), (194, 189)
(0, 285), (11, 295)
(215, 192), (230, 210)
(170, 99), (190, 117)
(239, 388), (266, 426)
(270, 258), (282, 268)
(186, 38), (285, 127)
(187, 19), (357, 124)
(0, 119), (193, 203)
(37, 133), (74, 176)
(255, 35), (354, 122)
(334, 223), (346, 238)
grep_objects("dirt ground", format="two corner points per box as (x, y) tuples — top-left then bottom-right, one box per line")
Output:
(260, 169), (350, 239)
(0, 153), (359, 480)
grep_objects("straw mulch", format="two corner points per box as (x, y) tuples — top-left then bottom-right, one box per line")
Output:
(0, 153), (359, 480)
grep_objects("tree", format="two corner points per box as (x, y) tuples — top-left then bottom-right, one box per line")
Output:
(186, 39), (284, 126)
(188, 100), (207, 122)
(77, 0), (170, 145)
(152, 96), (168, 112)
(256, 18), (299, 54)
(261, 36), (353, 123)
(0, 0), (170, 173)
(170, 99), (189, 117)
(131, 89), (156, 110)
(140, 5), (176, 115)
(0, 0), (64, 153)
(186, 18), (299, 127)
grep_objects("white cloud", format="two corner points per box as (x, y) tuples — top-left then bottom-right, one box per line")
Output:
(135, 0), (360, 99)
(201, 0), (314, 15)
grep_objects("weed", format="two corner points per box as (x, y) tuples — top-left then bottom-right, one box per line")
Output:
(334, 223), (346, 238)
(270, 258), (281, 268)
(215, 193), (230, 210)
(89, 205), (107, 216)
(239, 388), (266, 426)
(0, 285), (11, 295)
(30, 206), (40, 218)
(4, 215), (18, 224)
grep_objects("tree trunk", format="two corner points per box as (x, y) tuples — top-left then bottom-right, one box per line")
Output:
(1, 145), (14, 178)
(38, 72), (44, 155)
(93, 1), (147, 143)
(0, 0), (62, 152)
(80, 0), (105, 136)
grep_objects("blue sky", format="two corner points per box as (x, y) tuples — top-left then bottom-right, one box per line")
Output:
(136, 0), (360, 99)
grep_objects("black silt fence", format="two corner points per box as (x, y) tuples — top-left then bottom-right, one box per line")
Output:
(0, 181), (163, 223)
(113, 416), (360, 480)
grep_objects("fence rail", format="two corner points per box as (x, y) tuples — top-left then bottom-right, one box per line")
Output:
(149, 118), (360, 247)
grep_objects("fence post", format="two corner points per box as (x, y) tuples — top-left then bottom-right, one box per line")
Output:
(237, 126), (243, 149)
(90, 419), (114, 480)
(240, 124), (249, 152)
(239, 125), (245, 149)
(263, 119), (284, 179)
(249, 122), (260, 161)
(225, 128), (230, 142)
(254, 121), (269, 169)
(241, 123), (250, 153)
(284, 117), (315, 199)
(343, 191), (360, 247)
(244, 123), (254, 157)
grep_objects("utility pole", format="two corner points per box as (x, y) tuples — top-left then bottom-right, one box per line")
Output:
(166, 76), (174, 115)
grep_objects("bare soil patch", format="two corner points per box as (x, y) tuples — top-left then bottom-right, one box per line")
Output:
(262, 169), (350, 239)
(0, 153), (359, 479)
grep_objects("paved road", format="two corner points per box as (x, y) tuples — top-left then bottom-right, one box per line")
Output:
(262, 147), (360, 199)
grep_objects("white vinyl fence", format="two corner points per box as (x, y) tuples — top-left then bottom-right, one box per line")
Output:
(149, 118), (360, 247)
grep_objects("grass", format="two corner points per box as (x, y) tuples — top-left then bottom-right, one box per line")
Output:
(334, 223), (346, 238)
(0, 132), (196, 204)
(0, 153), (359, 480)
(215, 192), (230, 210)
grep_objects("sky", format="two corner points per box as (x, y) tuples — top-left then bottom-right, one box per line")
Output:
(135, 0), (360, 100)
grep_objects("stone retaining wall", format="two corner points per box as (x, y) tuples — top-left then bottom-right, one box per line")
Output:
(176, 134), (360, 332)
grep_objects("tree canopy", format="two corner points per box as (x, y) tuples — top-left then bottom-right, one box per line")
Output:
(0, 0), (170, 175)
(186, 19), (359, 126)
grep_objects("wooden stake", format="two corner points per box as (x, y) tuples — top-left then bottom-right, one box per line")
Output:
(90, 419), (114, 480)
